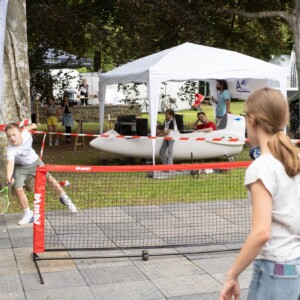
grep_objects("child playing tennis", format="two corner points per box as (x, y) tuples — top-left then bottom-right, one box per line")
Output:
(5, 122), (77, 225)
(220, 88), (300, 300)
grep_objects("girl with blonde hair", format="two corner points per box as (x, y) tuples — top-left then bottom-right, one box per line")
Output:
(220, 87), (300, 300)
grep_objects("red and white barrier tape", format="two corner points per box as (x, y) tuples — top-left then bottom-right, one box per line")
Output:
(39, 133), (47, 159)
(0, 119), (31, 131)
(31, 130), (247, 142)
(1, 120), (299, 146)
(31, 130), (300, 145)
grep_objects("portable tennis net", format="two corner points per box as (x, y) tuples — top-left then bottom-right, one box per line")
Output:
(33, 161), (251, 283)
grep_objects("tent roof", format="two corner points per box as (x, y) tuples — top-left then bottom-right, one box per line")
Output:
(99, 42), (287, 84)
(98, 42), (288, 148)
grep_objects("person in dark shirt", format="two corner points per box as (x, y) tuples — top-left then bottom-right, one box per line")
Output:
(79, 78), (89, 105)
(61, 95), (74, 143)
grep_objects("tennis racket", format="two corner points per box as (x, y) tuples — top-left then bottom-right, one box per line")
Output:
(0, 184), (10, 215)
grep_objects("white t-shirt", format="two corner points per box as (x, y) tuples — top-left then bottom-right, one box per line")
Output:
(79, 84), (88, 94)
(163, 118), (177, 137)
(7, 130), (39, 165)
(245, 153), (300, 262)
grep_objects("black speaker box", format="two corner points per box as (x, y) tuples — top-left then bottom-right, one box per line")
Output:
(136, 118), (148, 136)
(175, 114), (184, 131)
(118, 125), (132, 135)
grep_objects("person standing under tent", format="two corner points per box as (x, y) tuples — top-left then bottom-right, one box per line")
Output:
(79, 78), (89, 106)
(159, 109), (176, 165)
(220, 88), (300, 300)
(61, 94), (74, 144)
(212, 80), (231, 127)
(44, 95), (60, 146)
(5, 123), (77, 225)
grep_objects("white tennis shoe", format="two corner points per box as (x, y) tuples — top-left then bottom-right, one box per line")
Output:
(18, 211), (34, 225)
(60, 194), (77, 213)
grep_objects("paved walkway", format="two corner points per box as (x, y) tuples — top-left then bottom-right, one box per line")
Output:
(0, 213), (251, 300)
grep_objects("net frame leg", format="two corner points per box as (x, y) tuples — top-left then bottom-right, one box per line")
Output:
(32, 253), (44, 284)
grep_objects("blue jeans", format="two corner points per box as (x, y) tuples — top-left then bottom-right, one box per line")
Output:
(159, 140), (174, 165)
(247, 259), (300, 300)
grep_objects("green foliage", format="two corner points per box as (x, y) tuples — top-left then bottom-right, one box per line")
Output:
(75, 67), (90, 73)
(176, 81), (210, 105)
(177, 81), (200, 105)
(26, 0), (294, 76)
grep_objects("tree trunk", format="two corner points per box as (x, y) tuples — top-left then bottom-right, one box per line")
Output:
(93, 50), (102, 72)
(0, 0), (30, 184)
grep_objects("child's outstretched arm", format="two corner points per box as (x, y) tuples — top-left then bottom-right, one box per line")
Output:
(23, 123), (37, 131)
(6, 160), (15, 185)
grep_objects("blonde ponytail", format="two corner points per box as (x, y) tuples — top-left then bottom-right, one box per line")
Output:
(268, 131), (300, 177)
(245, 87), (300, 177)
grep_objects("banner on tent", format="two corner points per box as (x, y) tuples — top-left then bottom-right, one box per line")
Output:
(0, 0), (8, 106)
(228, 79), (269, 100)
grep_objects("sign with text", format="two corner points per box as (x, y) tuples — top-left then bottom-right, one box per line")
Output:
(228, 79), (269, 100)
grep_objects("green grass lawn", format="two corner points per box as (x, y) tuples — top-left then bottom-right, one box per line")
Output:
(6, 100), (249, 214)
(42, 168), (247, 212)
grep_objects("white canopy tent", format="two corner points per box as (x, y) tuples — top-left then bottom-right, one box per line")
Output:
(98, 42), (288, 159)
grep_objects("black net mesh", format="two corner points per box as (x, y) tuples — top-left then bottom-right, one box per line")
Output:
(40, 163), (251, 252)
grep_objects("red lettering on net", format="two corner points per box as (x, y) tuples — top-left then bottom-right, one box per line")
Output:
(33, 166), (47, 253)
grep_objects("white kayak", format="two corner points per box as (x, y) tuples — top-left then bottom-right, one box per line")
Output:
(90, 114), (246, 161)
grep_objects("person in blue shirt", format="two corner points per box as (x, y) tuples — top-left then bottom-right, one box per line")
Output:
(215, 80), (231, 127)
